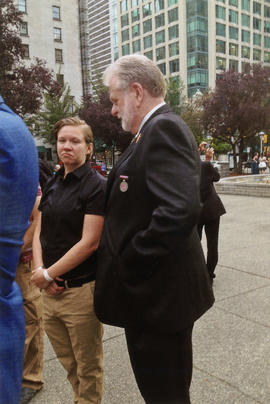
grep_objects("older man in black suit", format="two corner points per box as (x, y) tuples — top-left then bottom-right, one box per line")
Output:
(94, 55), (214, 404)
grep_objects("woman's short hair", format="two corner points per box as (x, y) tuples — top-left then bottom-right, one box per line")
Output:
(103, 54), (166, 98)
(53, 117), (93, 146)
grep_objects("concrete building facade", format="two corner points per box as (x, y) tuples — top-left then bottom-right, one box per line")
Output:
(117, 0), (270, 97)
(17, 0), (83, 101)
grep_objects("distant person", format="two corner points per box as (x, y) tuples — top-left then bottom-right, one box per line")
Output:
(15, 186), (44, 404)
(0, 94), (38, 404)
(32, 117), (105, 404)
(251, 152), (259, 174)
(198, 143), (226, 282)
(38, 158), (53, 192)
(94, 54), (214, 404)
(259, 154), (267, 174)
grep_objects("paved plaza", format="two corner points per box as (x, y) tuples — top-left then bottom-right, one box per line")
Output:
(31, 194), (270, 404)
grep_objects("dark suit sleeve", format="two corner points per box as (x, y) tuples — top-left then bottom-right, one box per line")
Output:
(121, 116), (201, 273)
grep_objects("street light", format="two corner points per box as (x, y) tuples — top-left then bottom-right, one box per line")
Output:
(259, 131), (265, 155)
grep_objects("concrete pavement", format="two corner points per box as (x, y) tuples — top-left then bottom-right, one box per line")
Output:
(31, 194), (270, 404)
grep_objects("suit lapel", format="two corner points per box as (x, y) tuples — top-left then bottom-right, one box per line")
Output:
(105, 104), (172, 206)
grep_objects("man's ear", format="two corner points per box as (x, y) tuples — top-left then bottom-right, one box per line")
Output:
(131, 82), (144, 104)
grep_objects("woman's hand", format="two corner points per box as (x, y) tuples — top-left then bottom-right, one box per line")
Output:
(31, 267), (50, 289)
(44, 279), (65, 295)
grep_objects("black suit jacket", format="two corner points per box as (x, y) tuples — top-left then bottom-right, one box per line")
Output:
(94, 104), (214, 333)
(199, 161), (226, 225)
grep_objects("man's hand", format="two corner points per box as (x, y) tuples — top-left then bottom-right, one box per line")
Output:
(205, 147), (214, 161)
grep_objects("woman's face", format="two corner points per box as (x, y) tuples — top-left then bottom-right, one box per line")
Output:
(57, 125), (92, 171)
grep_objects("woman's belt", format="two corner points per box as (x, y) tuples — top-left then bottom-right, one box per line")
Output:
(55, 273), (95, 288)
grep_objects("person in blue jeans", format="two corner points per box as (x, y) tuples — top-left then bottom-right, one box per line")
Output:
(0, 95), (38, 404)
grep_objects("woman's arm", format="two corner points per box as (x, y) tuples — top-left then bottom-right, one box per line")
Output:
(32, 211), (43, 269)
(31, 214), (104, 289)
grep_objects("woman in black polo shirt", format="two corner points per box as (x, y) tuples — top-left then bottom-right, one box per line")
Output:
(31, 117), (106, 404)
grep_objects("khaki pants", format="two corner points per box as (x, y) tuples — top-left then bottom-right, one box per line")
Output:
(42, 281), (103, 404)
(15, 262), (44, 390)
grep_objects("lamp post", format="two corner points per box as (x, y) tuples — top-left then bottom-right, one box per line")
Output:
(259, 131), (265, 155)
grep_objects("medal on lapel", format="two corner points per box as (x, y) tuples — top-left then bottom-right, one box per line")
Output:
(119, 175), (129, 192)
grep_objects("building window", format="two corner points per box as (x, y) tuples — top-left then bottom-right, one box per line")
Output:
(241, 29), (250, 43)
(22, 44), (29, 58)
(187, 17), (207, 33)
(216, 5), (226, 20)
(132, 24), (140, 37)
(156, 46), (166, 61)
(264, 51), (270, 63)
(132, 39), (141, 52)
(253, 48), (261, 61)
(169, 42), (179, 56)
(229, 59), (238, 71)
(241, 45), (250, 58)
(264, 36), (270, 48)
(187, 70), (208, 86)
(168, 7), (178, 23)
(144, 34), (153, 49)
(229, 26), (238, 39)
(54, 27), (62, 42)
(253, 2), (261, 16)
(229, 10), (238, 24)
(253, 33), (261, 46)
(131, 9), (140, 22)
(169, 59), (179, 73)
(216, 22), (226, 36)
(241, 13), (250, 27)
(158, 63), (166, 75)
(241, 0), (250, 12)
(56, 73), (64, 86)
(155, 0), (164, 13)
(143, 19), (152, 33)
(155, 30), (165, 45)
(216, 57), (226, 71)
(122, 43), (130, 55)
(120, 0), (128, 13)
(20, 21), (28, 36)
(168, 0), (178, 6)
(265, 6), (270, 18)
(18, 0), (27, 13)
(229, 0), (238, 6)
(52, 6), (60, 20)
(253, 18), (261, 31)
(121, 13), (129, 27)
(55, 48), (63, 63)
(143, 3), (152, 18)
(131, 0), (139, 7)
(144, 50), (153, 60)
(229, 43), (238, 56)
(121, 29), (129, 42)
(168, 24), (179, 40)
(264, 21), (270, 34)
(216, 39), (226, 53)
(187, 53), (208, 69)
(155, 13), (165, 28)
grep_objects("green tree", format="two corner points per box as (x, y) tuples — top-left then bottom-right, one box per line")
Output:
(31, 84), (78, 146)
(165, 76), (185, 115)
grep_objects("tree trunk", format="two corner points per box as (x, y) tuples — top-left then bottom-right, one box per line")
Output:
(232, 143), (238, 174)
(237, 140), (244, 175)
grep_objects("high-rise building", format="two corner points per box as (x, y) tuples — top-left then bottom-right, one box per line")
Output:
(117, 0), (270, 97)
(82, 0), (113, 93)
(17, 0), (83, 101)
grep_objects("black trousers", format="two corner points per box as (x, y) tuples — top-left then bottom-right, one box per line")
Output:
(198, 217), (220, 278)
(125, 325), (194, 404)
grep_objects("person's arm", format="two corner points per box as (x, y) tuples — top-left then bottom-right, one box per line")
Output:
(21, 196), (41, 252)
(31, 214), (104, 289)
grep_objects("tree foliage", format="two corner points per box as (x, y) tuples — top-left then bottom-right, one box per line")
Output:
(0, 0), (60, 115)
(165, 76), (185, 115)
(79, 90), (132, 153)
(201, 65), (270, 173)
(30, 84), (78, 146)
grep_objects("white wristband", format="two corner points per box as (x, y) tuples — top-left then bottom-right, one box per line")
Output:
(43, 269), (54, 282)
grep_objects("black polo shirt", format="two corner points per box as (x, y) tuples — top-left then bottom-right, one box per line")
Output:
(39, 162), (106, 280)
